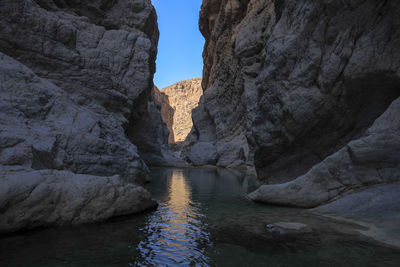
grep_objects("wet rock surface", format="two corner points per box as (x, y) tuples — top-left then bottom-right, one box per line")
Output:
(311, 182), (400, 248)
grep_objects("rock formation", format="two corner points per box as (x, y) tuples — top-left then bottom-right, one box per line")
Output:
(0, 0), (167, 233)
(154, 86), (175, 143)
(195, 0), (400, 205)
(311, 182), (400, 248)
(248, 97), (400, 207)
(0, 166), (156, 234)
(161, 78), (203, 144)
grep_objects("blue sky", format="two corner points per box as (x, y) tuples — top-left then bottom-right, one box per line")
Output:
(151, 0), (204, 89)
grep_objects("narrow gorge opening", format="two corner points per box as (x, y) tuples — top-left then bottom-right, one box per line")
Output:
(154, 78), (203, 147)
(1, 0), (400, 266)
(150, 0), (205, 159)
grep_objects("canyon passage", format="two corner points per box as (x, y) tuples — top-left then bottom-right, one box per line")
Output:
(0, 0), (400, 266)
(1, 168), (400, 266)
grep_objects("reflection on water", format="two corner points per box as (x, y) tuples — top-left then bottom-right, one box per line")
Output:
(134, 170), (211, 265)
(0, 167), (399, 267)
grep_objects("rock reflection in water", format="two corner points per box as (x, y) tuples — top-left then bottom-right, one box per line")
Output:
(134, 169), (212, 266)
(1, 168), (398, 267)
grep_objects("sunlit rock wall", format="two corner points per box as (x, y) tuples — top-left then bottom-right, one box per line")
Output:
(162, 78), (203, 144)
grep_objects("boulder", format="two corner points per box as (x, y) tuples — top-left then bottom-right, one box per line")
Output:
(0, 166), (156, 235)
(188, 142), (218, 166)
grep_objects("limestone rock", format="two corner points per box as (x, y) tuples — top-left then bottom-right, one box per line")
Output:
(248, 97), (400, 207)
(311, 182), (400, 248)
(192, 0), (275, 168)
(0, 166), (156, 235)
(0, 0), (158, 120)
(0, 0), (175, 171)
(249, 0), (400, 184)
(154, 86), (175, 144)
(187, 142), (218, 166)
(197, 0), (400, 202)
(127, 89), (188, 167)
(0, 0), (165, 230)
(0, 52), (150, 182)
(161, 78), (203, 144)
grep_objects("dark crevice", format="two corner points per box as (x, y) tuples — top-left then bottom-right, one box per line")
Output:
(274, 0), (285, 23)
(124, 89), (169, 167)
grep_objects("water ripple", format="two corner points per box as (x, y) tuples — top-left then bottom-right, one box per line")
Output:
(133, 170), (212, 266)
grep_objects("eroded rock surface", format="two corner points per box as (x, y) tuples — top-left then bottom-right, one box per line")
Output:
(154, 86), (175, 144)
(0, 166), (156, 234)
(0, 0), (167, 177)
(0, 53), (149, 182)
(161, 78), (203, 144)
(188, 142), (217, 166)
(248, 97), (400, 207)
(0, 0), (165, 232)
(196, 0), (400, 204)
(311, 182), (400, 248)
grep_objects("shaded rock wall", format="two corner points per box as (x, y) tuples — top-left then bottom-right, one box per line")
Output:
(0, 0), (168, 178)
(248, 97), (400, 207)
(154, 86), (175, 143)
(193, 0), (275, 169)
(0, 52), (149, 182)
(196, 0), (400, 204)
(126, 87), (187, 167)
(0, 0), (167, 232)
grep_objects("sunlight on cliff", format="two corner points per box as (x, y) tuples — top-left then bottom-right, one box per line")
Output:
(154, 78), (203, 145)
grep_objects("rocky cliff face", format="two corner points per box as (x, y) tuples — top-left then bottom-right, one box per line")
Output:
(153, 86), (175, 143)
(196, 0), (400, 205)
(0, 0), (166, 232)
(161, 78), (203, 144)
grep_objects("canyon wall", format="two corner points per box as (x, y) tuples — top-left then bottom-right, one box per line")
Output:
(196, 0), (400, 205)
(161, 78), (203, 144)
(154, 86), (175, 143)
(0, 0), (166, 232)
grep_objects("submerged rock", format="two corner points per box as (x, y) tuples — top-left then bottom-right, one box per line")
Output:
(273, 222), (307, 231)
(311, 182), (400, 248)
(0, 166), (156, 235)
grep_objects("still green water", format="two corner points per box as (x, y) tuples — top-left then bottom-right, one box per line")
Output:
(0, 167), (399, 266)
